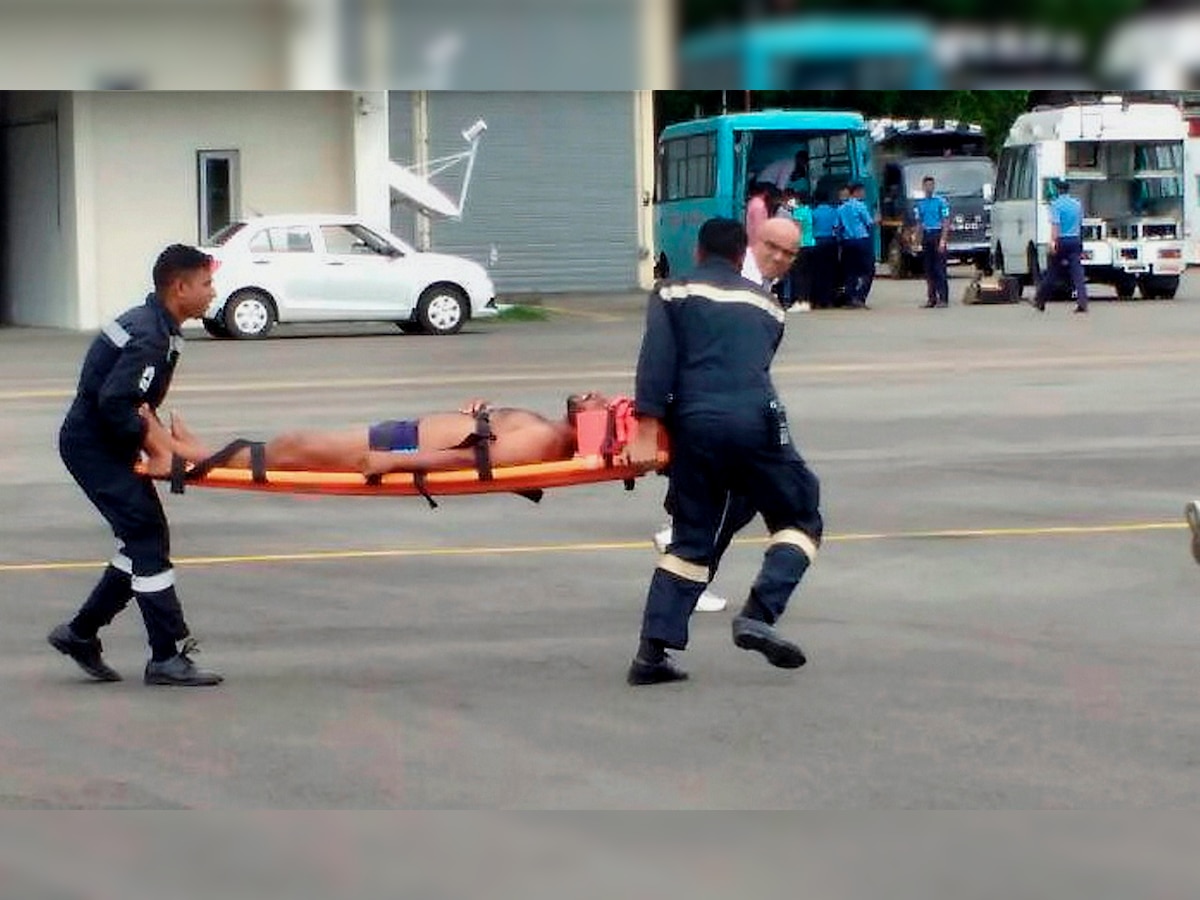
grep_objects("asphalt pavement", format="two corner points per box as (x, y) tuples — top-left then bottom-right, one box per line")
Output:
(2, 268), (1200, 809)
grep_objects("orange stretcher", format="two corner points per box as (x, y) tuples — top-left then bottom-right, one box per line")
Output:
(142, 399), (669, 505)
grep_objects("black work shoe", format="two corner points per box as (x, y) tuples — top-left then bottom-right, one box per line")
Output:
(1073, 305), (1088, 314)
(144, 639), (223, 686)
(731, 616), (806, 669)
(47, 623), (122, 682)
(627, 656), (689, 686)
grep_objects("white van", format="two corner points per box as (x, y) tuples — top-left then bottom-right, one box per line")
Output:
(989, 97), (1188, 301)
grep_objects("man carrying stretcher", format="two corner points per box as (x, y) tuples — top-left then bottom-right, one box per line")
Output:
(139, 391), (617, 479)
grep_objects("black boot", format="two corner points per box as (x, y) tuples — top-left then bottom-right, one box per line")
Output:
(47, 622), (122, 681)
(144, 638), (223, 686)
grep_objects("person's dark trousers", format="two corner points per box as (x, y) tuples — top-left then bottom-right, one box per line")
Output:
(843, 238), (873, 307)
(1035, 237), (1088, 310)
(791, 247), (813, 306)
(811, 239), (838, 308)
(922, 230), (949, 306)
(59, 432), (190, 661)
(639, 418), (823, 650)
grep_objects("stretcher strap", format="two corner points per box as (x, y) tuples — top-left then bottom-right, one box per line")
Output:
(171, 439), (266, 494)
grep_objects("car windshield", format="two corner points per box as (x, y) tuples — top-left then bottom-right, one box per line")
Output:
(905, 160), (995, 198)
(206, 222), (247, 247)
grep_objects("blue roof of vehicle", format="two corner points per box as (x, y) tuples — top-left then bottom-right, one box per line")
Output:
(683, 16), (935, 57)
(662, 109), (868, 135)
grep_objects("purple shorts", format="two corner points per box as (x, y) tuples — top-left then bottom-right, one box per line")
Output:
(368, 419), (419, 453)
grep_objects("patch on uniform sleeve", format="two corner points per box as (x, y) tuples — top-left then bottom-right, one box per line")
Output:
(138, 365), (156, 394)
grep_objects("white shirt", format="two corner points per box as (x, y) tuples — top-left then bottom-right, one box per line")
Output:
(758, 157), (796, 190)
(741, 252), (771, 288)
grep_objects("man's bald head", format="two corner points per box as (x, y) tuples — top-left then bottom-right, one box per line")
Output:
(751, 217), (801, 281)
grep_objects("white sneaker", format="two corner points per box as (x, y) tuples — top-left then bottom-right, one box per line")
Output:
(790, 301), (812, 313)
(653, 525), (672, 555)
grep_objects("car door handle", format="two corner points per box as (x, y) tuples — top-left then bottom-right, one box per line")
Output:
(252, 259), (271, 265)
(326, 261), (345, 266)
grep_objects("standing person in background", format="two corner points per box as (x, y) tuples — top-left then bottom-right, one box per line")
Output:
(838, 182), (875, 310)
(809, 188), (841, 310)
(914, 175), (951, 309)
(1034, 179), (1089, 314)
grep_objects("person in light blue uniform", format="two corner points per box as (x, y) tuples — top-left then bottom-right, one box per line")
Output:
(809, 188), (841, 309)
(914, 175), (951, 308)
(837, 182), (875, 309)
(1035, 180), (1088, 313)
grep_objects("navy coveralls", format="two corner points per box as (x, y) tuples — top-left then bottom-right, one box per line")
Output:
(59, 294), (191, 659)
(634, 259), (824, 651)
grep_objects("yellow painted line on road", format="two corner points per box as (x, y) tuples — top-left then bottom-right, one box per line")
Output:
(0, 520), (1185, 574)
(4, 349), (1200, 403)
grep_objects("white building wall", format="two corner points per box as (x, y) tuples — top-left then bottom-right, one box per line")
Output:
(79, 91), (356, 325)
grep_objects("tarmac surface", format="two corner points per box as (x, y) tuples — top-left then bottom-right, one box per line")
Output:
(2, 268), (1200, 809)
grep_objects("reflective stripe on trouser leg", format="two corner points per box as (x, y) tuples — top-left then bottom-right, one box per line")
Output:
(745, 530), (817, 626)
(640, 557), (709, 650)
(132, 570), (189, 657)
(70, 561), (133, 638)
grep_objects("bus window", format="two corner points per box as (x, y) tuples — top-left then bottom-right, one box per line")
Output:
(659, 133), (716, 202)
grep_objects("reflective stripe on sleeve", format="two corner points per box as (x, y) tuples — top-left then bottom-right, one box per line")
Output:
(102, 320), (131, 348)
(658, 282), (785, 324)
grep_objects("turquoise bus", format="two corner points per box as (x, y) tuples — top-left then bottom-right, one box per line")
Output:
(677, 17), (942, 90)
(654, 109), (877, 279)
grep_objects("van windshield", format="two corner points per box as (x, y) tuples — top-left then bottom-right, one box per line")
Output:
(905, 159), (995, 198)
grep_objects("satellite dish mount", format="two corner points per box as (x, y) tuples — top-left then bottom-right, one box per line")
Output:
(388, 118), (487, 220)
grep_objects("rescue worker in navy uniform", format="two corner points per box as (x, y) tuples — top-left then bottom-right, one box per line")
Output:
(624, 217), (824, 685)
(48, 244), (223, 686)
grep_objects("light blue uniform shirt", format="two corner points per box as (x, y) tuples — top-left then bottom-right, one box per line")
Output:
(837, 198), (873, 240)
(811, 203), (841, 240)
(1050, 194), (1083, 239)
(791, 204), (815, 248)
(914, 194), (950, 231)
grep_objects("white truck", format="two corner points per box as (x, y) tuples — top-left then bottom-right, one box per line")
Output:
(988, 97), (1188, 301)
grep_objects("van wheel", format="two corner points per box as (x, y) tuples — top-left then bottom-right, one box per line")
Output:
(1115, 275), (1137, 301)
(1025, 245), (1041, 290)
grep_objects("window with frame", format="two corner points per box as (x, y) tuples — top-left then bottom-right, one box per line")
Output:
(197, 150), (241, 243)
(660, 133), (716, 201)
(248, 226), (314, 254)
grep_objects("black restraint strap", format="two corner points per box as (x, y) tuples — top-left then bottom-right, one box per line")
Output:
(171, 439), (267, 494)
(449, 408), (495, 481)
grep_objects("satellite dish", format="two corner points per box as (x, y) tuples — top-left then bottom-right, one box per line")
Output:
(387, 162), (461, 218)
(389, 118), (487, 220)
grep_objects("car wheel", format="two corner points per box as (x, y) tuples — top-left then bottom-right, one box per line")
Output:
(223, 290), (276, 339)
(415, 285), (468, 336)
(202, 317), (230, 339)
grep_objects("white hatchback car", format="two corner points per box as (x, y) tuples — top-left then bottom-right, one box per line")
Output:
(201, 214), (498, 338)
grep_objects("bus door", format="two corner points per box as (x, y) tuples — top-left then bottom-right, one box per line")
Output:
(1035, 140), (1066, 259)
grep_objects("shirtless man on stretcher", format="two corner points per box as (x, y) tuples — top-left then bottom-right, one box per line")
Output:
(138, 392), (615, 478)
